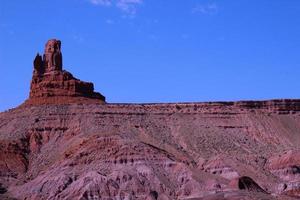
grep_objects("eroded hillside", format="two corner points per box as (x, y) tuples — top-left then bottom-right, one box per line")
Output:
(1, 39), (300, 200)
(0, 101), (300, 199)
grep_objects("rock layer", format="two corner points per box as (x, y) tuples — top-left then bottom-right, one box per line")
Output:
(24, 39), (105, 106)
(1, 101), (300, 199)
(1, 39), (300, 199)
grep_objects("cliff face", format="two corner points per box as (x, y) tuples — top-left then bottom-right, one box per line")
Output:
(1, 39), (300, 200)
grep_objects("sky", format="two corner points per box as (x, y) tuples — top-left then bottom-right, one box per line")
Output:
(1, 0), (300, 111)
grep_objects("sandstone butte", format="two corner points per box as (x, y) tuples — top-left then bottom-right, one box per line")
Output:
(0, 39), (300, 200)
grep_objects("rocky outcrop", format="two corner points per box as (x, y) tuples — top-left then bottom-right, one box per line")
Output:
(234, 99), (300, 113)
(266, 150), (300, 197)
(2, 39), (300, 199)
(229, 176), (267, 193)
(24, 39), (105, 106)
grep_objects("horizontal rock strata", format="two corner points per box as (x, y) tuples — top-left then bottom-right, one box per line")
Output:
(1, 100), (300, 199)
(1, 39), (300, 199)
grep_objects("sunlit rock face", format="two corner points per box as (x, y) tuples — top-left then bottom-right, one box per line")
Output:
(1, 40), (300, 199)
(25, 39), (105, 106)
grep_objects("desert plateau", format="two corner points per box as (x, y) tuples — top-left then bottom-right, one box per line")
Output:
(0, 39), (300, 200)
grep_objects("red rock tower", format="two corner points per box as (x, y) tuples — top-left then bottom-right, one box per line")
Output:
(24, 39), (106, 105)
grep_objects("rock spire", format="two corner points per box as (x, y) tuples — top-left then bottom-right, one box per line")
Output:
(24, 39), (106, 105)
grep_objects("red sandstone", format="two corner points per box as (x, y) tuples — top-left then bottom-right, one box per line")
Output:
(1, 39), (300, 200)
(24, 39), (105, 106)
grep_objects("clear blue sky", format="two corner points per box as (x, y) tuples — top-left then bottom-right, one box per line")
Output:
(1, 0), (300, 111)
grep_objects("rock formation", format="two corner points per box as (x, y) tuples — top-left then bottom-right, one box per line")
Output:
(24, 39), (105, 106)
(1, 39), (300, 199)
(1, 101), (300, 199)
